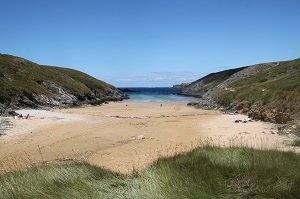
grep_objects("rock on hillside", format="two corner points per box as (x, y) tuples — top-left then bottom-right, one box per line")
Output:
(0, 54), (127, 115)
(182, 59), (300, 124)
(181, 67), (247, 97)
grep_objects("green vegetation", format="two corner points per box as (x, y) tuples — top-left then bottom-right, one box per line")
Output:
(1, 147), (299, 198)
(292, 139), (300, 147)
(215, 59), (300, 114)
(286, 138), (300, 147)
(0, 54), (114, 104)
(184, 67), (247, 96)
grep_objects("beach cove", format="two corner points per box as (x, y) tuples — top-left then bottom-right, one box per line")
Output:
(0, 101), (296, 174)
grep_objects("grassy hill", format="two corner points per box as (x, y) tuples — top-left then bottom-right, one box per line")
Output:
(181, 67), (247, 97)
(215, 60), (300, 113)
(0, 54), (126, 111)
(182, 59), (300, 123)
(0, 146), (299, 198)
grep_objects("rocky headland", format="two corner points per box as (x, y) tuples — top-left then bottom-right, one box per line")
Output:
(179, 59), (300, 126)
(0, 54), (128, 116)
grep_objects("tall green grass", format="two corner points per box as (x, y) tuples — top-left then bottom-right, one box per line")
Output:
(0, 146), (299, 199)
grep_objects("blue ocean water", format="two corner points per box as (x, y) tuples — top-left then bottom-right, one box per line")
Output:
(120, 87), (196, 102)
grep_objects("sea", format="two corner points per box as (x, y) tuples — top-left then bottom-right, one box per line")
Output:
(120, 87), (197, 103)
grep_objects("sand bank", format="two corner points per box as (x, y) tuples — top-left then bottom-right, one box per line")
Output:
(0, 102), (297, 173)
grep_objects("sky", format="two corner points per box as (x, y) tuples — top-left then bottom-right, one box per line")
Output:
(1, 0), (300, 87)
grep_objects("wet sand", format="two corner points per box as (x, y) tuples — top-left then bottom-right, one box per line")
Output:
(0, 102), (296, 173)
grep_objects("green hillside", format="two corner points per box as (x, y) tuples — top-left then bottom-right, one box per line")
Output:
(214, 59), (300, 116)
(0, 54), (125, 108)
(182, 58), (300, 123)
(181, 67), (247, 97)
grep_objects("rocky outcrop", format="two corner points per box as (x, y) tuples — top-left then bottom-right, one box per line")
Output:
(188, 100), (292, 124)
(12, 81), (127, 110)
(230, 102), (291, 124)
(0, 104), (17, 117)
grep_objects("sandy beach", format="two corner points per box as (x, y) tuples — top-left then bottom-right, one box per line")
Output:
(0, 101), (297, 173)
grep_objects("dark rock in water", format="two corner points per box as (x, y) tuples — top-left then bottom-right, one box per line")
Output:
(119, 88), (141, 93)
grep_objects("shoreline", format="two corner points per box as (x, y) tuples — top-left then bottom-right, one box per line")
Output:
(0, 101), (298, 173)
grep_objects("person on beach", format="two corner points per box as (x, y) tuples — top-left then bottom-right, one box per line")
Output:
(160, 104), (162, 107)
(25, 114), (31, 119)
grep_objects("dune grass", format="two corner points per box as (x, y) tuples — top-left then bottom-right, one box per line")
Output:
(0, 146), (299, 199)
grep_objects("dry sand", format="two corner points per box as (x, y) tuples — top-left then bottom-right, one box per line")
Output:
(0, 101), (297, 173)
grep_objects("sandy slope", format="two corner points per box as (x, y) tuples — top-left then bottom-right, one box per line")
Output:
(0, 102), (296, 173)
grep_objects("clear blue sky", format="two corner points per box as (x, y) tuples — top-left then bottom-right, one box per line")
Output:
(1, 0), (300, 87)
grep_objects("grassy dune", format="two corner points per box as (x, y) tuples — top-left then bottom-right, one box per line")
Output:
(0, 147), (299, 199)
